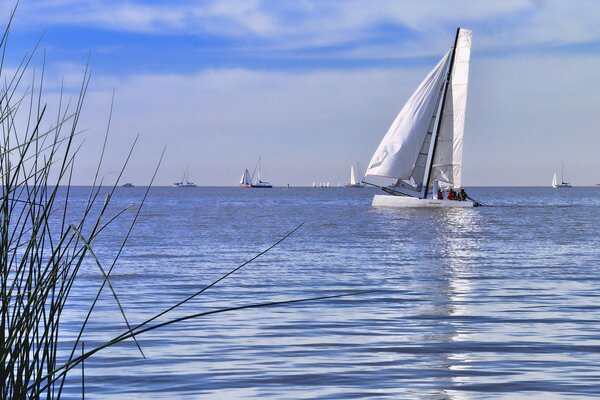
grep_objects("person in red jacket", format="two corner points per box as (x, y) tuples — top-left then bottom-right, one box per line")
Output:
(447, 189), (455, 200)
(437, 189), (443, 200)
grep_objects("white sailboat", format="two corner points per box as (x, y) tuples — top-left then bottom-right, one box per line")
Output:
(250, 157), (272, 188)
(552, 164), (571, 188)
(173, 166), (197, 188)
(364, 28), (475, 208)
(240, 169), (252, 188)
(345, 163), (365, 188)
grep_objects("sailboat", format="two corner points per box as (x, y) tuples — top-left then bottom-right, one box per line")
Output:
(239, 169), (252, 188)
(552, 164), (571, 188)
(241, 157), (272, 188)
(363, 28), (475, 208)
(345, 163), (365, 188)
(173, 166), (197, 188)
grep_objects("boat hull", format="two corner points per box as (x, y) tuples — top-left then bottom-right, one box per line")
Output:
(372, 195), (474, 208)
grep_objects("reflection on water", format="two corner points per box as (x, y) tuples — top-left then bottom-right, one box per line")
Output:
(55, 187), (600, 399)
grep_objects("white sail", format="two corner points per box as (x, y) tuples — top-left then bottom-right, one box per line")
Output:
(350, 165), (357, 185)
(552, 172), (558, 187)
(430, 29), (472, 188)
(364, 51), (451, 180)
(240, 169), (251, 185)
(255, 160), (261, 184)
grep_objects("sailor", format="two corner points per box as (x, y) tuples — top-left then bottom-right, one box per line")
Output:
(437, 189), (443, 200)
(460, 188), (468, 201)
(447, 189), (455, 200)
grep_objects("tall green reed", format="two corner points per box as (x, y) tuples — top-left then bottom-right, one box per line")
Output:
(0, 6), (147, 397)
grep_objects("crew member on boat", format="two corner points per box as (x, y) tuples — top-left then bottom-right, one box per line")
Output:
(447, 189), (455, 200)
(460, 188), (468, 201)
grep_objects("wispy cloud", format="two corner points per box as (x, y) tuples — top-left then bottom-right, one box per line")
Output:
(10, 0), (600, 57)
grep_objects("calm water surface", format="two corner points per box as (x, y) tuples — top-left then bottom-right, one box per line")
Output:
(61, 186), (600, 399)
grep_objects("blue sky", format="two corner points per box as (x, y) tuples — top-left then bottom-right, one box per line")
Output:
(4, 0), (600, 185)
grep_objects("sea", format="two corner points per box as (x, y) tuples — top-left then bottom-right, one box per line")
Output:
(59, 186), (600, 399)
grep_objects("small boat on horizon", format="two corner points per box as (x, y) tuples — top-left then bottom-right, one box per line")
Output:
(345, 163), (365, 188)
(239, 157), (272, 188)
(552, 164), (571, 188)
(239, 169), (252, 188)
(173, 166), (197, 188)
(121, 182), (134, 188)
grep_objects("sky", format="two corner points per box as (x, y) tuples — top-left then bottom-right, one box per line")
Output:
(3, 0), (600, 186)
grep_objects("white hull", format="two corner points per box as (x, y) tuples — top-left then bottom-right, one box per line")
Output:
(372, 195), (474, 208)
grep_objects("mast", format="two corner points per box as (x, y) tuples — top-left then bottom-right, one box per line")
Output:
(422, 27), (461, 199)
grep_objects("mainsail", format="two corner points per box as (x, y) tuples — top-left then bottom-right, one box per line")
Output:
(350, 165), (357, 185)
(364, 28), (472, 198)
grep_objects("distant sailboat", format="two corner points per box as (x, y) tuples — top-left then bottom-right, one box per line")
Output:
(345, 163), (365, 188)
(239, 157), (272, 188)
(173, 166), (197, 188)
(552, 164), (571, 188)
(252, 158), (272, 188)
(240, 169), (252, 188)
(363, 28), (475, 208)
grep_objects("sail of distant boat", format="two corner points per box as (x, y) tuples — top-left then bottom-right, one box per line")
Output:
(345, 163), (365, 187)
(363, 28), (475, 207)
(240, 169), (252, 188)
